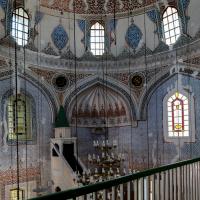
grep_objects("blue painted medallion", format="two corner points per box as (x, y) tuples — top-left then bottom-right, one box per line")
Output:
(51, 24), (68, 50)
(125, 23), (142, 49)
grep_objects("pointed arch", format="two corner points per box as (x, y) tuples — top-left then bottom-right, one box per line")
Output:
(64, 77), (137, 124)
(0, 69), (58, 122)
(1, 89), (37, 144)
(163, 88), (195, 143)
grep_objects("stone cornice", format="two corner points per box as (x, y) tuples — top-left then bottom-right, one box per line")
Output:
(0, 38), (200, 74)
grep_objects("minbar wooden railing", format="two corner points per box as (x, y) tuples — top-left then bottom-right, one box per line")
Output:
(29, 157), (200, 200)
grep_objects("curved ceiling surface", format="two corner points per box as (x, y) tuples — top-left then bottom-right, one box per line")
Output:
(41, 0), (156, 15)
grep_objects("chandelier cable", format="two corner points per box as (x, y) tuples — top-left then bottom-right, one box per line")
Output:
(143, 0), (150, 169)
(13, 0), (20, 198)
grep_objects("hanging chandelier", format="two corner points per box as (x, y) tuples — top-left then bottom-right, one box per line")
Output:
(77, 139), (127, 185)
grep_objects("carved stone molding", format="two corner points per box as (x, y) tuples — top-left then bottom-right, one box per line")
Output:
(0, 38), (200, 73)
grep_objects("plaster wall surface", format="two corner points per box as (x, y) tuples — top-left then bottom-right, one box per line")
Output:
(0, 77), (54, 198)
(188, 0), (200, 37)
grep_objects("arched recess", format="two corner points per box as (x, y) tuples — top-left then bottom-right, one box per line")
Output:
(139, 69), (198, 120)
(0, 69), (59, 122)
(1, 89), (37, 144)
(64, 77), (137, 127)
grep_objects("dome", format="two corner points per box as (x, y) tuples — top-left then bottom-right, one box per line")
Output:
(70, 84), (132, 127)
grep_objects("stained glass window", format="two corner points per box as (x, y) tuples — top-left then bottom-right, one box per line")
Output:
(167, 92), (189, 137)
(163, 7), (181, 45)
(12, 8), (29, 46)
(10, 188), (24, 200)
(7, 94), (32, 141)
(90, 22), (105, 56)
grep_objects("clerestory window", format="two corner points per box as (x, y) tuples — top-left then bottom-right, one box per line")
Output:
(90, 22), (105, 56)
(11, 8), (29, 46)
(163, 7), (181, 45)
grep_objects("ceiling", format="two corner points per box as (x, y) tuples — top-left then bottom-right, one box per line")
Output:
(41, 0), (156, 15)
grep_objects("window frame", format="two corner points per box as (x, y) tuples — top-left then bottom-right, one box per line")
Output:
(163, 89), (195, 143)
(162, 6), (181, 46)
(7, 94), (33, 142)
(167, 92), (189, 137)
(11, 7), (29, 46)
(90, 22), (105, 56)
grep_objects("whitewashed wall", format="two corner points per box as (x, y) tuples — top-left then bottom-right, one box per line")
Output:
(188, 0), (200, 37)
(111, 13), (159, 56)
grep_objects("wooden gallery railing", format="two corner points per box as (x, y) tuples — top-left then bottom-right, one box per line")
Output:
(29, 157), (200, 200)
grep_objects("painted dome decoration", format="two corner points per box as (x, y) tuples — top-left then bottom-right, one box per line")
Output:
(70, 85), (132, 127)
(125, 21), (142, 49)
(51, 24), (68, 50)
(41, 0), (156, 15)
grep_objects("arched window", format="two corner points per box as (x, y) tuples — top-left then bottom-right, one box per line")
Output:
(11, 8), (29, 46)
(167, 92), (189, 137)
(163, 89), (195, 143)
(90, 22), (105, 56)
(7, 94), (32, 141)
(163, 7), (180, 45)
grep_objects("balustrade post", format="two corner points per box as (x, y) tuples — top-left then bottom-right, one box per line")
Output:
(145, 176), (150, 200)
(160, 172), (164, 200)
(133, 179), (138, 200)
(165, 170), (169, 200)
(111, 186), (115, 200)
(151, 175), (155, 200)
(120, 184), (124, 200)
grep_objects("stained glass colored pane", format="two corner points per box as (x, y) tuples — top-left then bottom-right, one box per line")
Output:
(10, 189), (23, 200)
(167, 92), (189, 137)
(7, 95), (32, 141)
